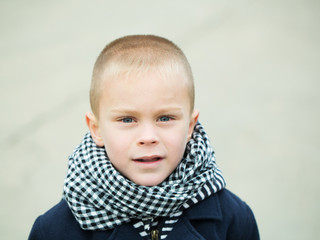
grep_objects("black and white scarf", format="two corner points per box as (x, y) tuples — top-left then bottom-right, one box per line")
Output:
(63, 122), (226, 239)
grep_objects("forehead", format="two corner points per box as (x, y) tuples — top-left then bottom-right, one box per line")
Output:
(99, 69), (191, 110)
(101, 60), (191, 91)
(105, 68), (188, 95)
(94, 59), (194, 117)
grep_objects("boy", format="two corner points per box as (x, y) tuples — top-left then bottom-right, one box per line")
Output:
(29, 35), (259, 239)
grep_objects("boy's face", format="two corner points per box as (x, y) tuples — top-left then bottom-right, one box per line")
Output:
(87, 70), (198, 186)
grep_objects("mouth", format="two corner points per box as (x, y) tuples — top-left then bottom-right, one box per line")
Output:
(133, 156), (163, 163)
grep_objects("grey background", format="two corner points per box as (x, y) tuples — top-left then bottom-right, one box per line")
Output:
(1, 1), (319, 239)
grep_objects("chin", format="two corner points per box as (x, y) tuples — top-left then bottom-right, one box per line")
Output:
(132, 175), (166, 187)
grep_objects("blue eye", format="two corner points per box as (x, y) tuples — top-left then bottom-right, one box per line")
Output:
(121, 117), (134, 123)
(159, 116), (172, 122)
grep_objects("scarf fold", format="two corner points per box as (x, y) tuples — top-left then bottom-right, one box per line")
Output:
(63, 122), (226, 231)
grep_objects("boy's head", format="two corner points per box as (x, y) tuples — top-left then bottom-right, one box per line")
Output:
(90, 35), (195, 119)
(86, 35), (199, 186)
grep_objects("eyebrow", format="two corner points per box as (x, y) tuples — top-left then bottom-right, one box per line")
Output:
(109, 106), (184, 114)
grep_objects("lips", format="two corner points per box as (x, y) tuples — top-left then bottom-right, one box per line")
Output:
(133, 155), (163, 163)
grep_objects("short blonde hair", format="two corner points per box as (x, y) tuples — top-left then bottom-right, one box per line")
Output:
(90, 35), (194, 118)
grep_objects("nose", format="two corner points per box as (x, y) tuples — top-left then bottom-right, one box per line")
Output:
(137, 123), (159, 146)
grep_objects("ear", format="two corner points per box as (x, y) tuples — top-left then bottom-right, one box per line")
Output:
(85, 112), (105, 147)
(187, 109), (200, 141)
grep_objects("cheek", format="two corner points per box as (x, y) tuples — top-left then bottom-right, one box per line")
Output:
(104, 141), (122, 158)
(164, 129), (189, 158)
(102, 131), (132, 160)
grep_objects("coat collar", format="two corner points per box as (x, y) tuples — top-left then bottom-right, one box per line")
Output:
(164, 193), (223, 240)
(184, 191), (223, 221)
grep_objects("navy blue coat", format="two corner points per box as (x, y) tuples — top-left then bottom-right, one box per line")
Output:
(28, 189), (259, 239)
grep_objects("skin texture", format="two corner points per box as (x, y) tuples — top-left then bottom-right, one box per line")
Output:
(86, 70), (199, 186)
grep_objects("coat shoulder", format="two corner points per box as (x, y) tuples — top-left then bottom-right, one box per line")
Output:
(218, 188), (253, 215)
(28, 200), (109, 240)
(186, 189), (260, 240)
(215, 189), (260, 239)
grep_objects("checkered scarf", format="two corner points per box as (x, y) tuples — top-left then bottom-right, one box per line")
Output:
(63, 122), (226, 234)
